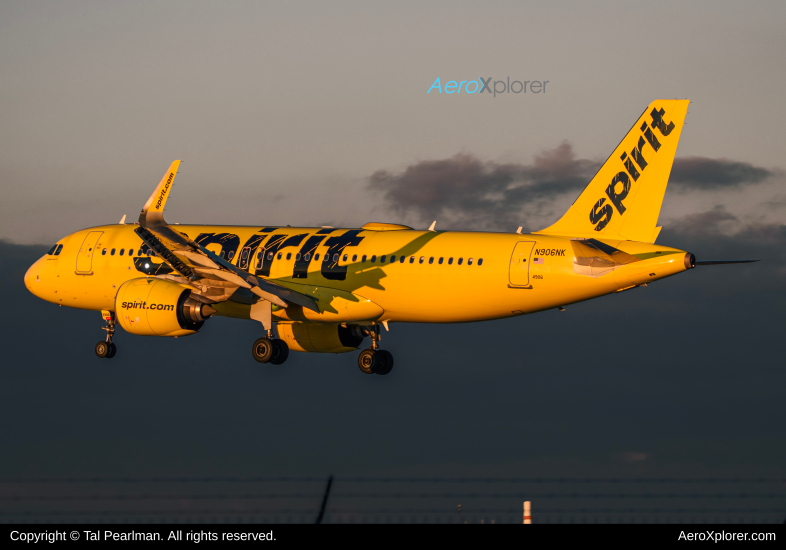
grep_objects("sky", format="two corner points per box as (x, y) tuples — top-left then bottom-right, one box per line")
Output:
(1, 0), (786, 242)
(0, 1), (784, 523)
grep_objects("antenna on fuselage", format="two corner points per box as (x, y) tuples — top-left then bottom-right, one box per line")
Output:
(119, 214), (126, 225)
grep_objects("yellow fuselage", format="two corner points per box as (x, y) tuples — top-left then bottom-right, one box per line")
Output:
(25, 223), (691, 326)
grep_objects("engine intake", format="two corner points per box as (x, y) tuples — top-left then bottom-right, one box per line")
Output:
(277, 323), (366, 353)
(115, 278), (214, 337)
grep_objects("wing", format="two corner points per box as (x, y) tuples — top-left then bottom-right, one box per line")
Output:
(134, 162), (319, 312)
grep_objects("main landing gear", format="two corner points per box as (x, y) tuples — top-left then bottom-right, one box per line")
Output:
(358, 325), (394, 376)
(95, 310), (117, 359)
(252, 328), (289, 365)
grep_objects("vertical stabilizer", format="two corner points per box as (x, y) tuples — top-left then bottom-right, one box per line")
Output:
(536, 100), (689, 243)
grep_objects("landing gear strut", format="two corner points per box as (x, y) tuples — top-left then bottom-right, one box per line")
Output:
(252, 327), (289, 365)
(95, 310), (117, 359)
(357, 324), (394, 375)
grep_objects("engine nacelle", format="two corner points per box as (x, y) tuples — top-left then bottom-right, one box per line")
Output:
(278, 323), (366, 353)
(115, 278), (212, 337)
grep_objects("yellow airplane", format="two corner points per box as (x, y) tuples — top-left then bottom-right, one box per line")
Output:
(24, 100), (754, 374)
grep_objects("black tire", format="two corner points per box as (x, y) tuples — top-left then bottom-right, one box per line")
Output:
(357, 349), (379, 374)
(95, 341), (110, 358)
(106, 343), (117, 359)
(375, 350), (393, 375)
(252, 337), (275, 363)
(270, 339), (290, 365)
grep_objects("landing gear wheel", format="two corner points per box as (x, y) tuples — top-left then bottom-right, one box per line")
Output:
(106, 343), (117, 359)
(252, 337), (275, 363)
(358, 349), (377, 374)
(95, 341), (110, 358)
(375, 350), (393, 375)
(270, 339), (289, 365)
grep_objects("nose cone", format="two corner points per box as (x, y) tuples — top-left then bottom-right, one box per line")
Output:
(24, 257), (45, 297)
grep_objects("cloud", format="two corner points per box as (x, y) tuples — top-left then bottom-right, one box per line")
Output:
(669, 157), (774, 190)
(368, 148), (778, 232)
(367, 142), (600, 231)
(621, 452), (651, 463)
(666, 205), (739, 236)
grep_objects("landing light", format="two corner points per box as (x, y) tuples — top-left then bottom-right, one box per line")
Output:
(144, 263), (150, 268)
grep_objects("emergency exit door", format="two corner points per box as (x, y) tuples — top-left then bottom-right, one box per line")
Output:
(509, 241), (535, 287)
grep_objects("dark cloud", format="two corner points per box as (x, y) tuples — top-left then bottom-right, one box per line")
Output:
(369, 148), (777, 232)
(666, 205), (739, 236)
(669, 156), (774, 190)
(368, 142), (600, 231)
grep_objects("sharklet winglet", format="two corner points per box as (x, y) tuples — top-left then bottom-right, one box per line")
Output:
(139, 160), (181, 227)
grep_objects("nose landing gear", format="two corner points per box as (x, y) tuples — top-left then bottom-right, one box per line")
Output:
(95, 310), (117, 359)
(357, 325), (394, 375)
(252, 327), (290, 365)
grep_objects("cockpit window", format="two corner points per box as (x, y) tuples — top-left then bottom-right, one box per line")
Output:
(47, 245), (57, 255)
(54, 244), (63, 255)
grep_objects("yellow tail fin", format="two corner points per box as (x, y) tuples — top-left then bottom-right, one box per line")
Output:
(536, 100), (689, 243)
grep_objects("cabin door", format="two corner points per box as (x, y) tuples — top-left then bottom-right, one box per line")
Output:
(509, 241), (535, 287)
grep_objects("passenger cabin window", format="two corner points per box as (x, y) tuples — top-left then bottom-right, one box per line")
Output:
(352, 254), (357, 262)
(305, 253), (312, 261)
(468, 258), (473, 265)
(138, 249), (144, 256)
(362, 255), (367, 262)
(102, 248), (107, 255)
(286, 252), (292, 260)
(478, 258), (484, 266)
(119, 249), (125, 256)
(458, 257), (463, 265)
(314, 253), (319, 261)
(296, 253), (302, 261)
(228, 251), (235, 261)
(241, 248), (250, 262)
(438, 257), (444, 264)
(267, 252), (274, 260)
(390, 256), (396, 263)
(419, 256), (424, 264)
(220, 251), (225, 258)
(111, 248), (116, 256)
(277, 253), (282, 260)
(448, 257), (453, 265)
(380, 256), (386, 263)
(409, 256), (415, 263)
(400, 256), (405, 263)
(429, 257), (434, 264)
(370, 255), (376, 263)
(332, 254), (339, 262)
(343, 254), (348, 262)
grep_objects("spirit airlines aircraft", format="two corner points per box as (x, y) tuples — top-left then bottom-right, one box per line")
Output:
(24, 100), (753, 374)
